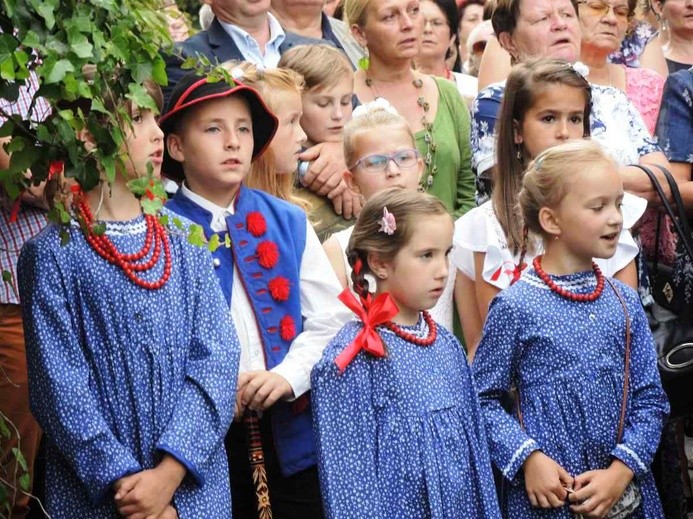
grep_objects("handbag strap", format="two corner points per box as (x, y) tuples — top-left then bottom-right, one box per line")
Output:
(605, 278), (631, 445)
(516, 280), (632, 444)
(630, 164), (693, 263)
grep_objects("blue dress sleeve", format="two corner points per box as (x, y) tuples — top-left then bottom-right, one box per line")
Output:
(156, 248), (239, 486)
(610, 289), (669, 479)
(311, 327), (383, 519)
(17, 234), (142, 505)
(655, 70), (693, 164)
(472, 295), (540, 482)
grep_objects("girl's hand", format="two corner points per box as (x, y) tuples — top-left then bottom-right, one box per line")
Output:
(157, 505), (179, 519)
(114, 455), (186, 518)
(522, 451), (574, 508)
(569, 460), (634, 518)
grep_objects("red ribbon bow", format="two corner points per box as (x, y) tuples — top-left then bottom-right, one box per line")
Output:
(335, 288), (399, 372)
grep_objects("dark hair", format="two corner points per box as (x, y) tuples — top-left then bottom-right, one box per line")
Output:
(492, 0), (579, 38)
(425, 0), (461, 67)
(493, 58), (591, 255)
(346, 188), (450, 301)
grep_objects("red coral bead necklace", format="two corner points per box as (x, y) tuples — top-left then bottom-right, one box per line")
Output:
(76, 200), (172, 290)
(383, 311), (437, 346)
(533, 255), (604, 302)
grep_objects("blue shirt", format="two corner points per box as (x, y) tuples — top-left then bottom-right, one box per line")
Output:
(218, 13), (286, 68)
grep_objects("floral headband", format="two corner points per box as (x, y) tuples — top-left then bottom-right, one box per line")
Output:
(379, 207), (396, 235)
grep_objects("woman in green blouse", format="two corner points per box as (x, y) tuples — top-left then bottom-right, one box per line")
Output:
(344, 0), (475, 218)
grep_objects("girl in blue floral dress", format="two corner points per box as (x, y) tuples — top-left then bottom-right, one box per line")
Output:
(473, 140), (669, 518)
(311, 188), (500, 519)
(17, 78), (239, 518)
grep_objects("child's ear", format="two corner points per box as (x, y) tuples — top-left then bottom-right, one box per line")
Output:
(513, 119), (523, 145)
(351, 24), (368, 49)
(538, 206), (561, 239)
(367, 251), (390, 281)
(344, 170), (359, 193)
(166, 133), (185, 163)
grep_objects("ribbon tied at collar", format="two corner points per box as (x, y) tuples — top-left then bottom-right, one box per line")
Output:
(335, 288), (399, 371)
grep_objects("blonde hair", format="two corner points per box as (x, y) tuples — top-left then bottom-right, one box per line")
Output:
(221, 61), (309, 211)
(343, 106), (415, 168)
(343, 0), (371, 28)
(347, 188), (450, 300)
(278, 45), (354, 92)
(518, 140), (616, 239)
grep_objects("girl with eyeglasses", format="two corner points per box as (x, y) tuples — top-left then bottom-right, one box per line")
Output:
(323, 100), (456, 331)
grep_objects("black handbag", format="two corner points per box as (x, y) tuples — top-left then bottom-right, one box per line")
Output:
(632, 164), (693, 418)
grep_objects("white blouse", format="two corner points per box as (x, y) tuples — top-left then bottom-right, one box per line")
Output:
(451, 193), (646, 289)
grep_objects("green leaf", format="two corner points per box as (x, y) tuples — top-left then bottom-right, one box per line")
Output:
(19, 472), (30, 491)
(173, 217), (184, 230)
(35, 1), (56, 29)
(224, 234), (231, 249)
(60, 229), (70, 247)
(187, 224), (206, 247)
(0, 59), (15, 81)
(126, 83), (157, 112)
(208, 233), (221, 252)
(151, 55), (168, 86)
(12, 447), (27, 471)
(91, 222), (106, 235)
(102, 155), (116, 183)
(3, 0), (17, 17)
(0, 415), (10, 438)
(45, 59), (75, 84)
(70, 37), (93, 59)
(0, 120), (14, 138)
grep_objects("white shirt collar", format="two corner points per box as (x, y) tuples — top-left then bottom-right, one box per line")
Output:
(180, 183), (236, 233)
(218, 12), (285, 49)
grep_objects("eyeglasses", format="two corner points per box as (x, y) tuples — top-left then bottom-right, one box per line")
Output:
(577, 0), (630, 21)
(352, 149), (420, 173)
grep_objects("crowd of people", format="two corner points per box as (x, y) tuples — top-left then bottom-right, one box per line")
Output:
(1, 0), (692, 517)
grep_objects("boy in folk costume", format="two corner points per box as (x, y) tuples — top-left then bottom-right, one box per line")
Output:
(162, 71), (351, 518)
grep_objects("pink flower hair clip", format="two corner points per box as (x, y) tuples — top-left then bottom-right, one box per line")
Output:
(379, 207), (397, 235)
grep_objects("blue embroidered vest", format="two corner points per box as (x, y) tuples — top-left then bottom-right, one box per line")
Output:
(167, 185), (316, 476)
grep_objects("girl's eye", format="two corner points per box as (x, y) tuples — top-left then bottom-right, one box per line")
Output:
(541, 115), (556, 123)
(421, 251), (433, 259)
(238, 126), (251, 133)
(570, 116), (583, 124)
(591, 205), (604, 212)
(205, 126), (220, 133)
(132, 113), (142, 123)
(317, 102), (330, 108)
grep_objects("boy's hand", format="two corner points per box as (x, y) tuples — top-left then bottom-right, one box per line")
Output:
(569, 460), (634, 518)
(522, 451), (574, 509)
(235, 371), (293, 419)
(114, 455), (186, 518)
(298, 142), (347, 196)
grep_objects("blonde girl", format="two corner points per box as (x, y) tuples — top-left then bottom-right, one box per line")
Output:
(312, 188), (501, 518)
(473, 140), (667, 518)
(322, 100), (455, 330)
(224, 62), (309, 211)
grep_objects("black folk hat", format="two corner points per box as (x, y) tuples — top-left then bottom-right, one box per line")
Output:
(159, 72), (279, 182)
